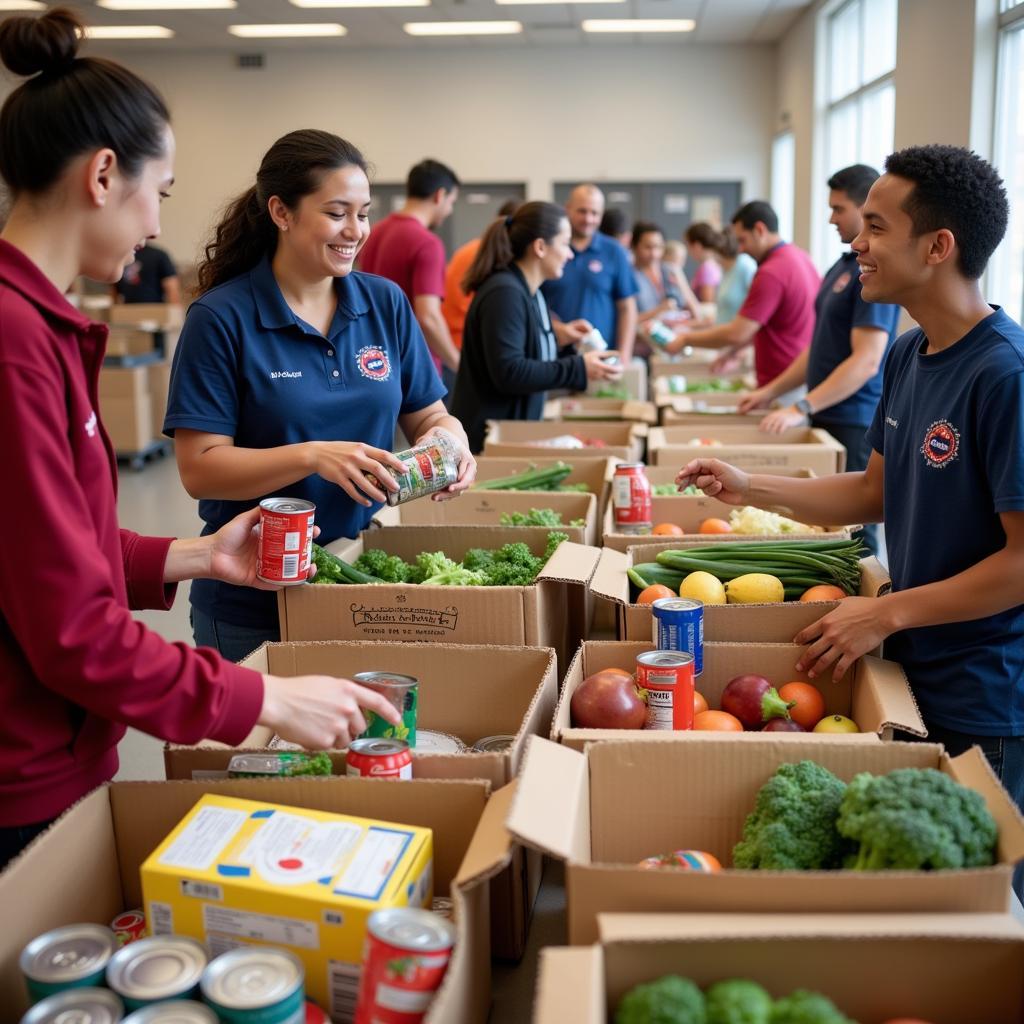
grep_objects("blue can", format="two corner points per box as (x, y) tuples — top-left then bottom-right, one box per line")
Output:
(651, 597), (704, 675)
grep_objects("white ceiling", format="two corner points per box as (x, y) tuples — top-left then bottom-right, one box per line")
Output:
(43, 0), (813, 52)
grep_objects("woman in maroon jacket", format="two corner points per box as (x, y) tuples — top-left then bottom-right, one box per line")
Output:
(0, 9), (398, 868)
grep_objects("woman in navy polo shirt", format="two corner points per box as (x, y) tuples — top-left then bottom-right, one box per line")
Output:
(166, 130), (475, 659)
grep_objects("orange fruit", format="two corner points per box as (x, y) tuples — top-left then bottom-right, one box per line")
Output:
(652, 522), (685, 536)
(778, 681), (826, 730)
(799, 584), (847, 602)
(698, 518), (733, 535)
(637, 583), (676, 605)
(694, 691), (709, 716)
(693, 710), (744, 732)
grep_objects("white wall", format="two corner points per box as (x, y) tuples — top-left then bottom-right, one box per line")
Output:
(81, 43), (776, 265)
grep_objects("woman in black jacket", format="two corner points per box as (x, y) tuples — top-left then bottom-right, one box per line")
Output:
(451, 201), (621, 452)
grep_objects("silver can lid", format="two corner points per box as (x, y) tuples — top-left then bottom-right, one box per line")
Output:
(471, 735), (516, 754)
(353, 671), (418, 689)
(259, 497), (316, 514)
(637, 650), (695, 668)
(348, 737), (410, 757)
(122, 1002), (220, 1024)
(651, 597), (704, 613)
(413, 730), (465, 754)
(20, 923), (117, 983)
(368, 907), (457, 953)
(20, 987), (123, 1024)
(200, 946), (304, 1008)
(106, 936), (207, 999)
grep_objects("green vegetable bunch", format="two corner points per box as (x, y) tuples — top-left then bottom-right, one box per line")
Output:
(651, 483), (702, 496)
(616, 976), (706, 1024)
(732, 761), (852, 871)
(706, 979), (773, 1024)
(769, 990), (856, 1024)
(471, 461), (574, 492)
(353, 548), (411, 583)
(500, 507), (565, 527)
(312, 544), (384, 585)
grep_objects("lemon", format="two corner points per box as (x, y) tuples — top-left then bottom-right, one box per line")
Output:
(724, 572), (785, 604)
(678, 570), (727, 605)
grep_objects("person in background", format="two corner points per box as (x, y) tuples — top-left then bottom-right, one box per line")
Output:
(543, 183), (638, 362)
(357, 158), (461, 394)
(599, 207), (632, 252)
(114, 241), (180, 304)
(685, 222), (724, 302)
(442, 198), (520, 354)
(707, 226), (757, 325)
(738, 164), (900, 555)
(677, 146), (1024, 899)
(451, 202), (622, 453)
(664, 202), (820, 389)
(0, 9), (398, 867)
(165, 131), (475, 660)
(630, 220), (702, 325)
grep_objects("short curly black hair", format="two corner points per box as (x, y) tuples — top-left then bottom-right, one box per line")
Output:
(884, 145), (1007, 280)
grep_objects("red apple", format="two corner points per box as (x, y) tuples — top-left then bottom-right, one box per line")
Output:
(570, 670), (648, 729)
(721, 674), (796, 730)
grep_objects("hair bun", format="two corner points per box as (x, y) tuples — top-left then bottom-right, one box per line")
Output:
(0, 8), (81, 78)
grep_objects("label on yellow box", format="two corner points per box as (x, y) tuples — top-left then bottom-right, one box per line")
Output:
(140, 794), (433, 1021)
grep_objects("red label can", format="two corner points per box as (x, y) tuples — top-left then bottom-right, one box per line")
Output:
(612, 463), (652, 534)
(346, 738), (413, 780)
(354, 907), (456, 1024)
(257, 497), (315, 586)
(636, 650), (695, 731)
(110, 909), (146, 947)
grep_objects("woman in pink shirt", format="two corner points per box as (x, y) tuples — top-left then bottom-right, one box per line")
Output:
(685, 222), (724, 303)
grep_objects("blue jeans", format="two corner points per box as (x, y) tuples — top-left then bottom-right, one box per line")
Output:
(191, 606), (280, 663)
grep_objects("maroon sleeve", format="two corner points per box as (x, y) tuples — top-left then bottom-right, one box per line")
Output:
(738, 266), (784, 327)
(120, 530), (177, 611)
(411, 234), (446, 299)
(0, 359), (264, 746)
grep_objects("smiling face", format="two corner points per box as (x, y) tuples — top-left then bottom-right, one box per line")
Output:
(828, 188), (864, 246)
(633, 230), (665, 268)
(271, 163), (371, 279)
(536, 216), (574, 281)
(566, 186), (604, 244)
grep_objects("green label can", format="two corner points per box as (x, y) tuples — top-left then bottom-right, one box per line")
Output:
(20, 923), (117, 1002)
(200, 946), (305, 1024)
(353, 671), (418, 745)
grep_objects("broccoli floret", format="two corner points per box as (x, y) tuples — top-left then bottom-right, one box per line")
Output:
(706, 979), (773, 1024)
(769, 990), (856, 1024)
(616, 976), (706, 1024)
(480, 542), (543, 587)
(311, 544), (346, 584)
(406, 551), (459, 585)
(420, 566), (488, 586)
(543, 530), (569, 561)
(354, 548), (411, 583)
(837, 767), (998, 871)
(463, 548), (495, 573)
(499, 507), (565, 527)
(732, 761), (852, 871)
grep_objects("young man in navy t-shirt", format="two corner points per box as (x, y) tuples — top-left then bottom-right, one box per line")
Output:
(676, 146), (1024, 865)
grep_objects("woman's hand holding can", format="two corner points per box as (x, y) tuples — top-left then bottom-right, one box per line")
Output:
(309, 440), (408, 507)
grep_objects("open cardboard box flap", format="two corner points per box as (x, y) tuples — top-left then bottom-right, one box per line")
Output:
(543, 397), (659, 424)
(534, 947), (604, 1024)
(455, 781), (517, 888)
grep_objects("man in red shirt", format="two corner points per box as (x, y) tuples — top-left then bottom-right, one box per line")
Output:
(665, 201), (821, 387)
(359, 159), (461, 390)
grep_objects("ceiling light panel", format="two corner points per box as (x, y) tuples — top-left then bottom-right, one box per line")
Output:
(404, 20), (522, 35)
(228, 23), (348, 37)
(84, 24), (175, 38)
(582, 17), (695, 31)
(0, 0), (45, 9)
(98, 0), (236, 8)
(292, 0), (429, 6)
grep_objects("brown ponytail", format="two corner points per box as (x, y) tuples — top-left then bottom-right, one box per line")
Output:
(462, 200), (565, 293)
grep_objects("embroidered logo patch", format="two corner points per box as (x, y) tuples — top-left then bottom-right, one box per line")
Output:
(356, 346), (391, 381)
(832, 271), (852, 293)
(587, 259), (604, 274)
(921, 419), (960, 468)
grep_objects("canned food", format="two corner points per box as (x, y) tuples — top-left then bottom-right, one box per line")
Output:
(612, 463), (652, 535)
(20, 987), (123, 1024)
(227, 752), (333, 778)
(20, 923), (118, 1002)
(200, 946), (304, 1024)
(382, 435), (460, 506)
(579, 327), (608, 353)
(651, 597), (705, 675)
(346, 737), (413, 779)
(111, 910), (147, 948)
(354, 908), (457, 1024)
(122, 1001), (219, 1023)
(636, 650), (696, 731)
(303, 1002), (330, 1024)
(106, 935), (207, 1009)
(471, 735), (515, 754)
(257, 498), (315, 586)
(413, 730), (465, 754)
(648, 321), (675, 347)
(353, 671), (418, 745)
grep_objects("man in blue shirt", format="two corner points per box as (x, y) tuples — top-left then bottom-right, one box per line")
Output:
(739, 164), (901, 554)
(542, 183), (638, 361)
(676, 146), (1024, 883)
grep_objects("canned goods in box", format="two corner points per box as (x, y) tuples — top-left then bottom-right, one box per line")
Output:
(20, 987), (123, 1024)
(228, 751), (333, 778)
(471, 734), (515, 754)
(612, 463), (652, 535)
(122, 1001), (219, 1023)
(20, 922), (118, 1002)
(384, 435), (459, 506)
(414, 730), (465, 754)
(303, 1002), (330, 1024)
(353, 671), (418, 745)
(111, 909), (147, 947)
(354, 907), (457, 1024)
(651, 596), (704, 675)
(346, 737), (413, 779)
(200, 946), (305, 1024)
(636, 650), (695, 731)
(257, 497), (315, 586)
(106, 935), (207, 1010)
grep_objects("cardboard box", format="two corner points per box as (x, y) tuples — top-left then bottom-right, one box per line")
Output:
(652, 377), (749, 407)
(507, 736), (1024, 944)
(543, 397), (658, 425)
(535, 912), (1024, 1024)
(105, 324), (158, 358)
(585, 357), (647, 401)
(110, 301), (184, 329)
(552, 640), (925, 749)
(483, 419), (646, 463)
(98, 364), (149, 402)
(103, 393), (154, 452)
(592, 544), (891, 642)
(278, 528), (599, 671)
(148, 360), (171, 440)
(0, 776), (513, 1022)
(659, 392), (765, 427)
(647, 425), (846, 474)
(372, 490), (599, 548)
(647, 351), (728, 383)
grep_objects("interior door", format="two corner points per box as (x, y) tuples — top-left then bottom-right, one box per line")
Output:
(442, 183), (527, 254)
(644, 181), (743, 277)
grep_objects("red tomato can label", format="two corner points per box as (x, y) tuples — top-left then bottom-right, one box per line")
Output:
(257, 497), (315, 586)
(110, 910), (146, 947)
(636, 650), (695, 731)
(346, 738), (412, 780)
(354, 907), (456, 1024)
(612, 463), (652, 534)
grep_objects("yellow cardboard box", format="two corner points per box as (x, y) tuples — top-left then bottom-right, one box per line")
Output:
(141, 794), (433, 1019)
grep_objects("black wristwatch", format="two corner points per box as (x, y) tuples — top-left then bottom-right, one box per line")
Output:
(795, 397), (813, 417)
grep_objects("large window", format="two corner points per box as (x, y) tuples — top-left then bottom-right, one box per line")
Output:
(820, 0), (896, 265)
(771, 132), (796, 242)
(990, 2), (1024, 319)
